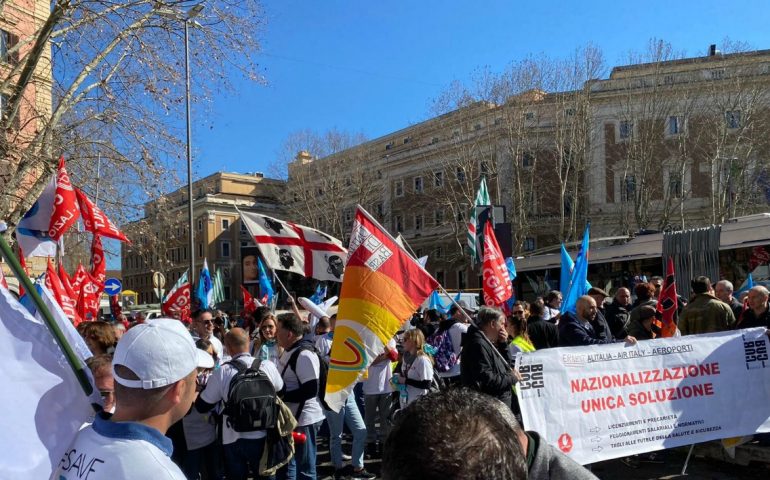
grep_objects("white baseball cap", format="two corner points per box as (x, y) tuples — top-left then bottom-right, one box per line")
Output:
(113, 319), (215, 389)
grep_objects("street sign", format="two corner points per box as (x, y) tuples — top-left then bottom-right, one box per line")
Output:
(152, 271), (166, 289)
(104, 278), (122, 296)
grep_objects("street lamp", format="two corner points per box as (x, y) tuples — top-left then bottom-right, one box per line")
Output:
(183, 4), (203, 288)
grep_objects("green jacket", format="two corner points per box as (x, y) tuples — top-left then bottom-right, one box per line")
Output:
(679, 293), (735, 335)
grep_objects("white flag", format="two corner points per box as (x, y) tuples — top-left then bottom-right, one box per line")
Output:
(239, 210), (347, 282)
(0, 283), (97, 478)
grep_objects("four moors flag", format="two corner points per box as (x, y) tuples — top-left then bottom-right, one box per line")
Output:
(326, 206), (438, 412)
(239, 211), (347, 282)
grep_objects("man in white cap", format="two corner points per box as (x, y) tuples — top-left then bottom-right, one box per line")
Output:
(54, 319), (214, 479)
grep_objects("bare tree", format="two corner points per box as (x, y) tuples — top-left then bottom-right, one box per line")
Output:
(0, 0), (265, 240)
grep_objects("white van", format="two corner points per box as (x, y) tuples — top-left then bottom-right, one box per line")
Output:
(420, 291), (480, 311)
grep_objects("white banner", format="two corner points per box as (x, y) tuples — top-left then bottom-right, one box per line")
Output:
(517, 328), (770, 465)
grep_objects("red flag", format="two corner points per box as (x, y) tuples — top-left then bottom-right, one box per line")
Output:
(482, 221), (512, 307)
(241, 285), (261, 315)
(76, 272), (102, 322)
(162, 282), (191, 322)
(90, 235), (106, 284)
(58, 263), (77, 301)
(71, 263), (89, 299)
(48, 156), (80, 241)
(109, 294), (123, 320)
(655, 257), (678, 337)
(74, 188), (130, 243)
(17, 244), (27, 297)
(45, 259), (81, 325)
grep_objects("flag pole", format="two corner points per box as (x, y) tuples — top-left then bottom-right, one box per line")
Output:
(0, 224), (95, 400)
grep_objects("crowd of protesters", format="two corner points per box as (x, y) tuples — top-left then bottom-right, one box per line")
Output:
(61, 274), (770, 480)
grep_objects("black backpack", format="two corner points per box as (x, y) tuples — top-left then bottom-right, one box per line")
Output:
(285, 341), (331, 414)
(222, 358), (277, 432)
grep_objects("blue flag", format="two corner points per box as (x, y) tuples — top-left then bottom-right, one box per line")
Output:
(197, 258), (213, 309)
(309, 284), (327, 305)
(737, 273), (755, 295)
(429, 290), (448, 314)
(561, 224), (590, 314)
(560, 244), (573, 294)
(258, 257), (274, 305)
(504, 257), (518, 311)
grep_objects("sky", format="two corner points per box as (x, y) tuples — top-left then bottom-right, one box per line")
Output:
(190, 0), (770, 178)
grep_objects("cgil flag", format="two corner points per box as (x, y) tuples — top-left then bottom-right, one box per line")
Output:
(482, 220), (512, 307)
(326, 206), (438, 412)
(75, 188), (129, 243)
(656, 257), (679, 337)
(466, 177), (490, 263)
(197, 258), (213, 309)
(241, 285), (262, 316)
(561, 224), (591, 314)
(163, 270), (191, 321)
(48, 156), (80, 242)
(0, 281), (97, 478)
(239, 210), (347, 282)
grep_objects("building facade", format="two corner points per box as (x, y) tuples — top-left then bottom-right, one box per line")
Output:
(285, 48), (770, 292)
(121, 172), (285, 308)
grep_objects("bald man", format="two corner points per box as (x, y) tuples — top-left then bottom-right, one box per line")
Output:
(605, 287), (631, 339)
(737, 286), (770, 329)
(558, 296), (637, 347)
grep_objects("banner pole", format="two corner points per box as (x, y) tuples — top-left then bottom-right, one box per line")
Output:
(681, 444), (695, 475)
(0, 224), (95, 401)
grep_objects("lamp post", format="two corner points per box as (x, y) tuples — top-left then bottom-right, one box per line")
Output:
(183, 4), (204, 288)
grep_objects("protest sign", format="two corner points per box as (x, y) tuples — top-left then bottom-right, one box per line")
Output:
(517, 328), (770, 465)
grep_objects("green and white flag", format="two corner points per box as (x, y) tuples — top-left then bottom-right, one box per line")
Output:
(466, 177), (490, 263)
(211, 268), (226, 306)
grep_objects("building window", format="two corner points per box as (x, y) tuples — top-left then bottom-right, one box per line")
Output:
(221, 241), (231, 257)
(414, 176), (423, 193)
(222, 218), (230, 230)
(667, 116), (685, 136)
(452, 129), (460, 138)
(0, 30), (18, 64)
(431, 136), (439, 145)
(619, 121), (633, 140)
(198, 243), (203, 258)
(223, 286), (231, 301)
(403, 137), (411, 144)
(458, 270), (466, 290)
(435, 271), (445, 285)
(480, 160), (489, 175)
(565, 108), (576, 117)
(523, 237), (536, 252)
(474, 123), (483, 131)
(457, 209), (466, 222)
(525, 112), (535, 121)
(376, 203), (385, 218)
(395, 180), (404, 197)
(197, 219), (203, 231)
(725, 110), (741, 129)
(669, 173), (683, 198)
(240, 241), (248, 248)
(434, 171), (443, 187)
(436, 246), (443, 258)
(522, 151), (535, 168)
(316, 187), (324, 197)
(434, 209), (444, 225)
(456, 167), (466, 183)
(385, 142), (393, 150)
(414, 214), (423, 231)
(621, 175), (636, 202)
(394, 215), (403, 232)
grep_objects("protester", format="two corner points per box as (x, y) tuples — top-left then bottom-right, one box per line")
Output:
(715, 279), (744, 320)
(382, 388), (528, 480)
(191, 309), (225, 363)
(251, 314), (282, 364)
(182, 339), (223, 480)
(363, 339), (396, 459)
(628, 282), (657, 326)
(527, 301), (559, 349)
(276, 312), (325, 480)
(679, 276), (735, 335)
(604, 287), (631, 339)
(395, 329), (434, 408)
(83, 320), (117, 356)
(417, 308), (440, 338)
(55, 319), (215, 479)
(86, 354), (115, 413)
(195, 328), (283, 480)
(542, 290), (562, 322)
(112, 322), (126, 342)
(649, 275), (664, 299)
(736, 285), (770, 329)
(431, 303), (469, 385)
(625, 305), (657, 340)
(461, 307), (519, 407)
(559, 296), (638, 347)
(587, 287), (613, 341)
(507, 302), (535, 355)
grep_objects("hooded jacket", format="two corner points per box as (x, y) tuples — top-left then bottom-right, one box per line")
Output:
(460, 324), (515, 405)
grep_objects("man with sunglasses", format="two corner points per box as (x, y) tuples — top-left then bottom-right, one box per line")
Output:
(192, 309), (227, 364)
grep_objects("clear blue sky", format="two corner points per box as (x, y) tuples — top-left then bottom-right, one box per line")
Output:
(191, 0), (770, 178)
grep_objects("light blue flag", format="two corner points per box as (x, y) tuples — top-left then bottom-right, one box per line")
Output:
(453, 291), (462, 304)
(197, 258), (213, 309)
(560, 244), (573, 294)
(429, 290), (448, 314)
(258, 258), (274, 305)
(505, 257), (518, 310)
(561, 224), (590, 315)
(309, 283), (327, 305)
(737, 273), (755, 295)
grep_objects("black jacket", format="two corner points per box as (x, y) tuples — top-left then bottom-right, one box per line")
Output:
(558, 312), (617, 347)
(527, 316), (559, 350)
(604, 300), (630, 339)
(737, 306), (770, 329)
(460, 324), (515, 405)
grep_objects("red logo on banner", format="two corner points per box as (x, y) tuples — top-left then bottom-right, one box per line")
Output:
(482, 221), (512, 306)
(163, 283), (191, 322)
(75, 188), (130, 243)
(558, 433), (573, 453)
(48, 156), (80, 241)
(90, 235), (106, 284)
(77, 272), (103, 322)
(45, 259), (81, 325)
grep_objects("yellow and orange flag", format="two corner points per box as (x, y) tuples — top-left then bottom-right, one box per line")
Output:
(325, 206), (438, 412)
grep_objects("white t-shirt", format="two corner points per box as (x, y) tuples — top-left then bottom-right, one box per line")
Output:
(199, 353), (283, 445)
(314, 334), (332, 364)
(279, 345), (325, 427)
(192, 333), (228, 364)
(437, 322), (468, 378)
(182, 409), (216, 451)
(401, 355), (433, 408)
(53, 413), (185, 479)
(363, 339), (396, 395)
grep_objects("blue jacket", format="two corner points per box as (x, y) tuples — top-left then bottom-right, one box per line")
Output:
(557, 312), (616, 347)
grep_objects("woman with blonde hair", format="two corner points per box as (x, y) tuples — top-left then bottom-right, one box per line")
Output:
(395, 329), (434, 407)
(250, 314), (282, 364)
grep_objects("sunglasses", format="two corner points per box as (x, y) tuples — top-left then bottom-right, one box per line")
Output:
(512, 310), (525, 315)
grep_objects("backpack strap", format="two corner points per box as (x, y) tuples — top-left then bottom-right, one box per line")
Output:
(284, 343), (316, 420)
